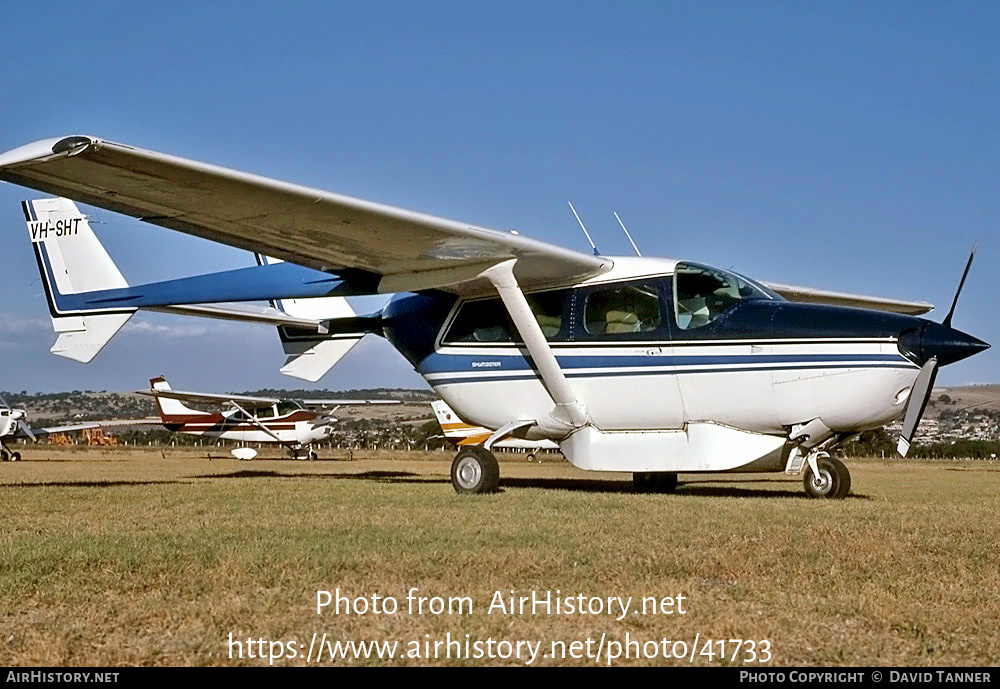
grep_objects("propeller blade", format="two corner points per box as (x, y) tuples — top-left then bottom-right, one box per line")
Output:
(18, 420), (36, 442)
(897, 356), (939, 457)
(942, 245), (976, 328)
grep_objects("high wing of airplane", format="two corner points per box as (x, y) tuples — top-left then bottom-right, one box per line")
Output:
(0, 135), (989, 497)
(431, 400), (558, 459)
(137, 376), (400, 460)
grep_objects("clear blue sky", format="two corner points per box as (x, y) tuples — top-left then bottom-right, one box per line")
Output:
(1, 1), (997, 392)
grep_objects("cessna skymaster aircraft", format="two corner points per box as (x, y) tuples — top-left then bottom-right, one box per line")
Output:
(0, 135), (990, 497)
(139, 377), (399, 460)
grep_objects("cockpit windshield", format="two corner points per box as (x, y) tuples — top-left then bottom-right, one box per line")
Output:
(673, 262), (777, 330)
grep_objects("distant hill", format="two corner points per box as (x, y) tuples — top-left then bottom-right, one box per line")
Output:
(924, 384), (1000, 417)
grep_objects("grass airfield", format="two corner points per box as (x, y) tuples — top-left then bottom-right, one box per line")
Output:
(1, 447), (998, 666)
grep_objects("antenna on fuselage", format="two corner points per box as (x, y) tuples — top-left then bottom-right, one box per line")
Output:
(613, 211), (642, 257)
(567, 202), (599, 256)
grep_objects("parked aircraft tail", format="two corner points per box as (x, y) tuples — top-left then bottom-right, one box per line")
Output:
(24, 198), (134, 363)
(148, 376), (211, 420)
(255, 254), (365, 382)
(431, 400), (489, 444)
(432, 399), (560, 453)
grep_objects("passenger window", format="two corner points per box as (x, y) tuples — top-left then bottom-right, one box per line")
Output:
(444, 288), (568, 343)
(583, 282), (661, 336)
(525, 292), (563, 338)
(673, 262), (772, 330)
(445, 299), (514, 343)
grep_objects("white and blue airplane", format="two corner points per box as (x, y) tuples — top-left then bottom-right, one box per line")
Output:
(0, 135), (989, 497)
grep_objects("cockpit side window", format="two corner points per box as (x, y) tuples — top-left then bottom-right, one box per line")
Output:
(277, 401), (304, 416)
(673, 263), (773, 330)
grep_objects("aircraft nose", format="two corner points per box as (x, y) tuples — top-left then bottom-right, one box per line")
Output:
(898, 322), (990, 367)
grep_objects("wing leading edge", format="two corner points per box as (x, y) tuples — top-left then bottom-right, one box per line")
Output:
(0, 136), (612, 295)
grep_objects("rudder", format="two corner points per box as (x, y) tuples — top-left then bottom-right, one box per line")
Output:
(24, 197), (134, 363)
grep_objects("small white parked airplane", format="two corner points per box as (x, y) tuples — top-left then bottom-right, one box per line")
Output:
(0, 393), (129, 460)
(431, 399), (558, 460)
(1, 135), (989, 497)
(138, 377), (399, 460)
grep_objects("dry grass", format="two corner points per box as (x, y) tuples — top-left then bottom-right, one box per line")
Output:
(1, 448), (998, 666)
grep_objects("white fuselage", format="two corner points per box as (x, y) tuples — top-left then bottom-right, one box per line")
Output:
(397, 258), (922, 473)
(162, 409), (332, 447)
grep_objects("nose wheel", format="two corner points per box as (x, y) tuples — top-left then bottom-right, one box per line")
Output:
(803, 455), (851, 499)
(451, 447), (500, 494)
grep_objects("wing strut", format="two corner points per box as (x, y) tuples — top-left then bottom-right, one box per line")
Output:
(479, 260), (588, 434)
(227, 401), (298, 453)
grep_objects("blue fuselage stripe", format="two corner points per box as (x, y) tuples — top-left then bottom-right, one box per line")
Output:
(427, 362), (916, 387)
(417, 352), (904, 375)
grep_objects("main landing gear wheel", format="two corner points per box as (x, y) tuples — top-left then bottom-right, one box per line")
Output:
(309, 451), (318, 461)
(9, 452), (20, 462)
(0, 450), (8, 461)
(632, 472), (678, 493)
(451, 447), (500, 494)
(803, 456), (851, 499)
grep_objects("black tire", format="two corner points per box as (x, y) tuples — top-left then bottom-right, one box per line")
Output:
(309, 451), (318, 461)
(9, 452), (20, 462)
(803, 456), (851, 499)
(451, 447), (500, 494)
(633, 471), (678, 493)
(0, 450), (8, 461)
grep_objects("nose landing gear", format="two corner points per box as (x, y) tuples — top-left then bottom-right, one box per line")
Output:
(802, 453), (851, 499)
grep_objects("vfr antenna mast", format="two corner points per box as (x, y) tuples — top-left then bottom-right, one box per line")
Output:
(568, 202), (599, 255)
(613, 211), (642, 257)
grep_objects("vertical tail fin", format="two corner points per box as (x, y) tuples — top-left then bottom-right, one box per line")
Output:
(149, 376), (208, 420)
(255, 254), (365, 381)
(431, 400), (483, 441)
(25, 198), (134, 362)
